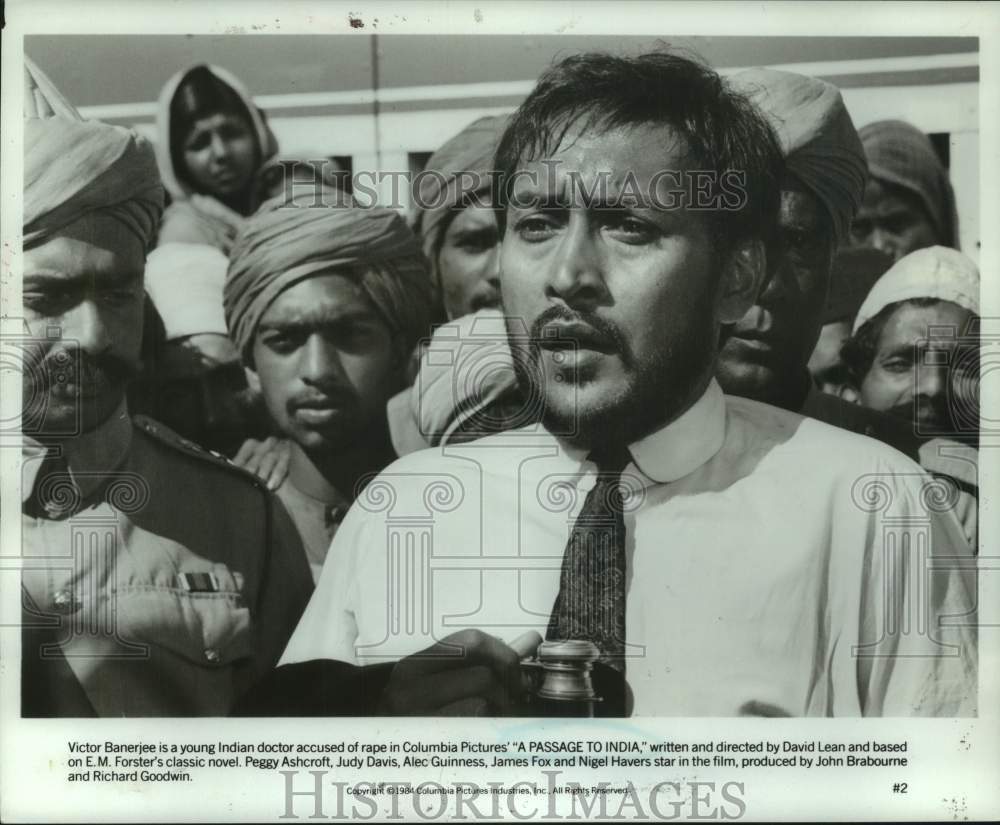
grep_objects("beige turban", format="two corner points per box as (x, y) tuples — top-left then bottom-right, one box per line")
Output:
(24, 57), (163, 251)
(224, 189), (433, 359)
(730, 68), (866, 243)
(853, 246), (979, 333)
(412, 115), (509, 290)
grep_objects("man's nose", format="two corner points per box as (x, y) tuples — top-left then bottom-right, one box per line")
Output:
(484, 246), (501, 293)
(301, 335), (347, 385)
(758, 257), (794, 305)
(545, 218), (607, 310)
(917, 363), (949, 399)
(64, 300), (112, 355)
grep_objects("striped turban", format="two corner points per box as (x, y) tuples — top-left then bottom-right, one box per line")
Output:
(412, 115), (509, 290)
(224, 190), (434, 360)
(23, 57), (163, 251)
(859, 120), (960, 249)
(730, 68), (866, 244)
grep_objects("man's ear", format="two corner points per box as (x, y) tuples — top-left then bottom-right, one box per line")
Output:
(716, 238), (766, 324)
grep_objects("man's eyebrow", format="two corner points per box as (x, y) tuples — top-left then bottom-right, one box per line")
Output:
(879, 344), (917, 360)
(22, 269), (78, 282)
(452, 225), (499, 239)
(876, 205), (916, 218)
(24, 268), (141, 283)
(258, 307), (381, 331)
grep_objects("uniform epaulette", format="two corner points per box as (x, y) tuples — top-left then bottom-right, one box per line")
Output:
(132, 415), (269, 491)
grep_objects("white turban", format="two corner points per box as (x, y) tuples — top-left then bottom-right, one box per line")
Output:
(145, 244), (229, 340)
(853, 246), (980, 333)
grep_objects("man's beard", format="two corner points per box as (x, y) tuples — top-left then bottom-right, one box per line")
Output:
(507, 305), (716, 449)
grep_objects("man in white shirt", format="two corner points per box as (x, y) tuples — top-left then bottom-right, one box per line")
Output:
(256, 50), (976, 718)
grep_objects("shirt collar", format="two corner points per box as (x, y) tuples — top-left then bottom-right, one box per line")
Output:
(554, 378), (726, 485)
(22, 401), (133, 505)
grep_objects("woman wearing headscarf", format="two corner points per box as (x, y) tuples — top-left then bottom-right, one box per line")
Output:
(851, 120), (960, 261)
(143, 65), (280, 465)
(155, 64), (278, 253)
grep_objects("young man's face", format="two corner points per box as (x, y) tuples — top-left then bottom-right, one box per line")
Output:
(22, 213), (145, 435)
(859, 299), (977, 437)
(716, 180), (835, 406)
(850, 178), (939, 262)
(250, 273), (402, 453)
(500, 122), (759, 446)
(437, 203), (502, 320)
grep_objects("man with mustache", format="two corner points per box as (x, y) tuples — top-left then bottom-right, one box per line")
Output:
(387, 69), (920, 458)
(245, 51), (975, 718)
(841, 246), (980, 545)
(20, 59), (313, 717)
(718, 70), (977, 547)
(223, 189), (435, 581)
(842, 247), (979, 439)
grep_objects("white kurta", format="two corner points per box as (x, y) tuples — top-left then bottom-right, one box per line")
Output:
(282, 380), (977, 717)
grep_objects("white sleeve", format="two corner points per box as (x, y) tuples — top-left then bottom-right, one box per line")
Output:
(278, 500), (369, 666)
(856, 461), (978, 717)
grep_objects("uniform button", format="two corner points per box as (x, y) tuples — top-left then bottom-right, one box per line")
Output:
(204, 648), (221, 663)
(52, 588), (81, 614)
(44, 501), (71, 518)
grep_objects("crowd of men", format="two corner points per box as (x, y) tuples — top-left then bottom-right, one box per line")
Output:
(20, 48), (979, 718)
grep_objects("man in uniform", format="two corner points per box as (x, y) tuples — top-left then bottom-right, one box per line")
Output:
(19, 58), (313, 717)
(244, 52), (976, 718)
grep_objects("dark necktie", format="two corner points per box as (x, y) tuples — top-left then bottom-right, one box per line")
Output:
(546, 444), (631, 673)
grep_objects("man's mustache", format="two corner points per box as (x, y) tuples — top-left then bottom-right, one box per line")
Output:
(527, 305), (632, 365)
(884, 396), (953, 431)
(35, 349), (138, 388)
(286, 385), (359, 413)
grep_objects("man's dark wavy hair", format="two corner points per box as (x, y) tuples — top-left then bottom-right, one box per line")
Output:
(492, 50), (784, 255)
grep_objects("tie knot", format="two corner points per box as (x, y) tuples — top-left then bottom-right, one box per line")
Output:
(587, 444), (632, 476)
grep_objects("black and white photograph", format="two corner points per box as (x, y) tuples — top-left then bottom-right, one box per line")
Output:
(1, 1), (997, 821)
